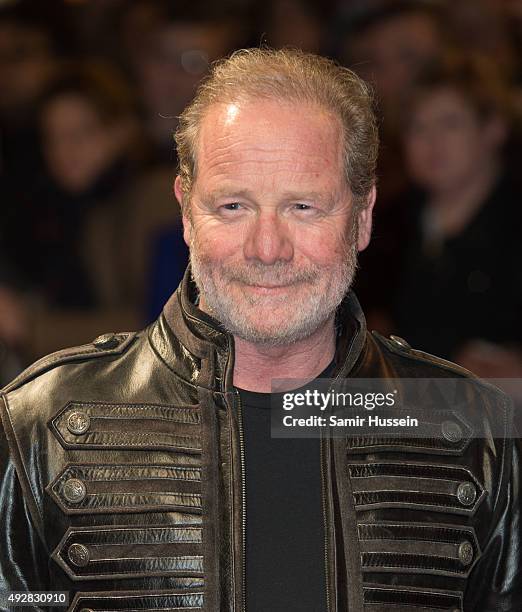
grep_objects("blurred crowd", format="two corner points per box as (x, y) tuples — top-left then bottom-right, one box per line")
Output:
(0, 0), (521, 387)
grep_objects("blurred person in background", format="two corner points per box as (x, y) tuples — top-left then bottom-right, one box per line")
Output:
(392, 56), (522, 379)
(339, 1), (446, 330)
(252, 0), (330, 53)
(503, 0), (522, 83)
(444, 0), (518, 85)
(3, 62), (146, 359)
(112, 0), (174, 77)
(441, 0), (522, 182)
(0, 1), (70, 182)
(0, 2), (66, 379)
(130, 8), (242, 163)
(341, 1), (444, 124)
(118, 6), (243, 321)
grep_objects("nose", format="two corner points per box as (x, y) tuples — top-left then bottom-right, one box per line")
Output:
(243, 211), (294, 264)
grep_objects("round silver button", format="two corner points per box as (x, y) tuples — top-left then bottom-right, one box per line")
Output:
(441, 420), (463, 443)
(458, 541), (474, 566)
(66, 411), (90, 435)
(456, 482), (476, 506)
(389, 335), (411, 349)
(68, 543), (90, 567)
(63, 478), (87, 504)
(93, 333), (119, 349)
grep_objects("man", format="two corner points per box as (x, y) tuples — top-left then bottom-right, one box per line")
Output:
(0, 48), (520, 612)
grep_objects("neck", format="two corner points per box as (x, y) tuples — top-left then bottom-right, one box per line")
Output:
(232, 317), (337, 392)
(428, 160), (500, 236)
(196, 294), (337, 392)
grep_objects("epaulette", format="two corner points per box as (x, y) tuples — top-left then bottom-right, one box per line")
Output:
(1, 331), (138, 394)
(371, 330), (476, 379)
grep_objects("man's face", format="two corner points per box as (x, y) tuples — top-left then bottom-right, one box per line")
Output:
(175, 99), (374, 346)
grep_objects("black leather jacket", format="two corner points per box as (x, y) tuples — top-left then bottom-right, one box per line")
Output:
(1, 269), (521, 612)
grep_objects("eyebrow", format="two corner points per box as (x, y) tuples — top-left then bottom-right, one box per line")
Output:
(202, 188), (332, 204)
(281, 190), (331, 203)
(203, 188), (252, 203)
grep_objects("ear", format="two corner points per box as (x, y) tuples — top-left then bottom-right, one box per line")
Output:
(174, 175), (192, 247)
(357, 185), (376, 252)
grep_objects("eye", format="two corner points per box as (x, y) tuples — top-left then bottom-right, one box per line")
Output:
(290, 201), (325, 220)
(222, 202), (242, 211)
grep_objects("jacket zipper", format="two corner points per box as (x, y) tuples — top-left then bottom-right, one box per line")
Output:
(321, 340), (358, 612)
(320, 433), (332, 612)
(236, 388), (329, 612)
(234, 388), (247, 612)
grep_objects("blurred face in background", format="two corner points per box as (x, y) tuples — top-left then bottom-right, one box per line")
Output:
(133, 20), (236, 155)
(0, 22), (56, 117)
(349, 12), (441, 110)
(266, 0), (323, 53)
(136, 21), (235, 119)
(41, 93), (128, 194)
(403, 88), (504, 194)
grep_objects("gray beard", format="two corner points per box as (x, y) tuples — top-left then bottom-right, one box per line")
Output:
(189, 224), (359, 347)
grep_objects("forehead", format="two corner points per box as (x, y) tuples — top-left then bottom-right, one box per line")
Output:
(42, 94), (102, 130)
(195, 98), (344, 191)
(412, 87), (477, 119)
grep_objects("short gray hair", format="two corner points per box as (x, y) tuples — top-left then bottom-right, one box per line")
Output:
(175, 47), (379, 211)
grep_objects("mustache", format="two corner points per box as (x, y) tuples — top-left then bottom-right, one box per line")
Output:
(218, 260), (322, 286)
(215, 261), (348, 286)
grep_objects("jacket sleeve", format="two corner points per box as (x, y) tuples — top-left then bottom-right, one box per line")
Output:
(0, 412), (50, 611)
(464, 435), (522, 611)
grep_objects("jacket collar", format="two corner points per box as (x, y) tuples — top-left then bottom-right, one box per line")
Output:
(149, 264), (367, 391)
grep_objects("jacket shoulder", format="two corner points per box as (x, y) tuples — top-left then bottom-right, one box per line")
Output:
(369, 331), (513, 418)
(1, 331), (138, 395)
(371, 331), (477, 378)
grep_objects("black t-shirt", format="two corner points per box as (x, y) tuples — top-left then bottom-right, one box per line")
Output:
(237, 361), (335, 611)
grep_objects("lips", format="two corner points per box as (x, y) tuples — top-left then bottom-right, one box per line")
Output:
(233, 282), (297, 298)
(246, 284), (290, 293)
(250, 284), (288, 289)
